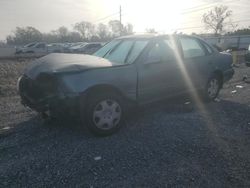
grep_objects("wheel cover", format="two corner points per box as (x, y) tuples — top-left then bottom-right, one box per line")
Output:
(207, 78), (219, 98)
(93, 99), (122, 130)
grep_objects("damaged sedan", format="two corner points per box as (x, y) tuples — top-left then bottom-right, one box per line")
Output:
(18, 34), (234, 136)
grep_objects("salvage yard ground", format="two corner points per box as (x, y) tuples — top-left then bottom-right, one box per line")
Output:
(0, 58), (250, 187)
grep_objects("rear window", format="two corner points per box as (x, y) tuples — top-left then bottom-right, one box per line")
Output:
(202, 41), (214, 54)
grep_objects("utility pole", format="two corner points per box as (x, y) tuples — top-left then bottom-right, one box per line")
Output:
(119, 5), (122, 36)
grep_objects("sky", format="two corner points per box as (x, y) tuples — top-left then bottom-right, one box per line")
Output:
(0, 0), (250, 40)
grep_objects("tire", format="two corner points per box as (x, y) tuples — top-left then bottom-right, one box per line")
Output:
(203, 74), (222, 101)
(84, 92), (124, 136)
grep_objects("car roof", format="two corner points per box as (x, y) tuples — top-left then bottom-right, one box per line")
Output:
(116, 34), (202, 41)
(117, 34), (161, 40)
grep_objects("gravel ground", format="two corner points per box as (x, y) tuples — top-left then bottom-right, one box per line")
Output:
(0, 58), (250, 187)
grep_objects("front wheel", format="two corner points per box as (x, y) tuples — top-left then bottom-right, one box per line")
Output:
(84, 92), (124, 136)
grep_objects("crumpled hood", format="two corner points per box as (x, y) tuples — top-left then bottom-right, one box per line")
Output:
(24, 53), (113, 79)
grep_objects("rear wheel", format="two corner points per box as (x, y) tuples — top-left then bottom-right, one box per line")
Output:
(203, 74), (222, 101)
(84, 92), (124, 136)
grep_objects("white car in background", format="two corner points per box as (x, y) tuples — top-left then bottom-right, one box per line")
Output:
(68, 43), (87, 53)
(47, 43), (64, 53)
(80, 43), (103, 54)
(65, 42), (87, 53)
(69, 42), (103, 54)
(16, 42), (47, 54)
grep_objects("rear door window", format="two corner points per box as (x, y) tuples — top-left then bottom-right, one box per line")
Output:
(179, 37), (206, 58)
(202, 41), (214, 54)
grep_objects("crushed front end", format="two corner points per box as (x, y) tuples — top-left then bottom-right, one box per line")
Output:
(18, 73), (80, 118)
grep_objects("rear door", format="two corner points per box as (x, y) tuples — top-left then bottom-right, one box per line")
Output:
(178, 36), (215, 91)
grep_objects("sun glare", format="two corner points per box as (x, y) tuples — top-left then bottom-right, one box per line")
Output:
(120, 0), (193, 33)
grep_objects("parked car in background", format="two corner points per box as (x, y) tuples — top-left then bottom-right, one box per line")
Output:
(61, 43), (74, 52)
(47, 43), (64, 53)
(18, 34), (234, 136)
(67, 42), (103, 54)
(16, 42), (47, 54)
(68, 42), (87, 53)
(78, 43), (103, 54)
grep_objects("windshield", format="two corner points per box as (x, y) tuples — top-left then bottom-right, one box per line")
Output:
(94, 40), (121, 57)
(94, 39), (148, 64)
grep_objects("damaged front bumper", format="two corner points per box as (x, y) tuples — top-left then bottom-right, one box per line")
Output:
(18, 75), (81, 117)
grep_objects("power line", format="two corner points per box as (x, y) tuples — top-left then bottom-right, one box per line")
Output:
(92, 11), (119, 23)
(87, 0), (245, 34)
(177, 11), (250, 28)
(117, 0), (240, 31)
(231, 18), (250, 24)
(177, 6), (250, 28)
(121, 0), (239, 19)
(181, 0), (240, 14)
(175, 18), (250, 31)
(89, 0), (240, 27)
(181, 0), (239, 12)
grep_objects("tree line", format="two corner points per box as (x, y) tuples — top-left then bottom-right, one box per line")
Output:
(5, 5), (250, 45)
(6, 20), (133, 45)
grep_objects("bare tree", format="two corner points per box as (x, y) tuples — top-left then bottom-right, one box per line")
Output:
(5, 20), (133, 44)
(73, 21), (95, 40)
(96, 23), (110, 40)
(6, 26), (42, 45)
(122, 23), (134, 35)
(54, 26), (69, 42)
(108, 20), (134, 37)
(109, 20), (122, 37)
(57, 26), (68, 37)
(202, 5), (236, 35)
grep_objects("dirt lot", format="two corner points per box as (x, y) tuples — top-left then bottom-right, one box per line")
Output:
(0, 58), (250, 187)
